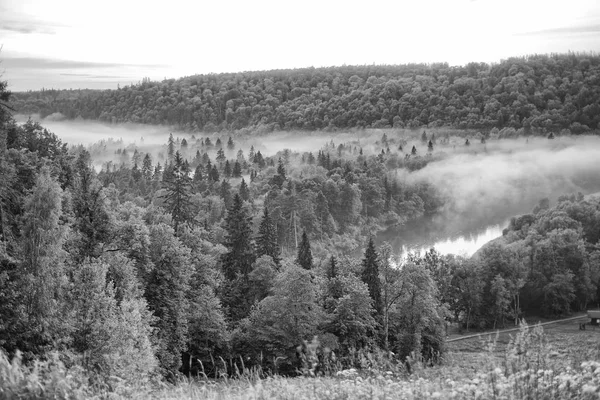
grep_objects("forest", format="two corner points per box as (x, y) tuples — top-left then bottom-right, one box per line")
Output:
(2, 58), (600, 398)
(10, 53), (600, 135)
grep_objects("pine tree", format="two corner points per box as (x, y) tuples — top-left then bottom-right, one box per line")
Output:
(227, 136), (235, 150)
(216, 148), (226, 165)
(254, 150), (265, 168)
(142, 153), (153, 180)
(239, 178), (250, 202)
(72, 151), (112, 261)
(256, 207), (280, 267)
(232, 160), (242, 178)
(162, 151), (193, 232)
(209, 165), (220, 182)
(224, 160), (232, 177)
(361, 238), (382, 316)
(428, 140), (434, 153)
(146, 223), (193, 379)
(193, 164), (204, 183)
(221, 194), (255, 280)
(411, 145), (417, 155)
(296, 231), (313, 270)
(167, 133), (175, 162)
(327, 255), (338, 279)
(421, 130), (427, 143)
(221, 194), (256, 321)
(220, 180), (232, 209)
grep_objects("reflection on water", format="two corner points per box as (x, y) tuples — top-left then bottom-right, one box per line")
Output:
(400, 222), (506, 258)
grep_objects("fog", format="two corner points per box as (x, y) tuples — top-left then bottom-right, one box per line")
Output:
(387, 135), (600, 256)
(15, 116), (600, 257)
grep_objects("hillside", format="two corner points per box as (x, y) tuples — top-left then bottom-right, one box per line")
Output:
(10, 53), (600, 134)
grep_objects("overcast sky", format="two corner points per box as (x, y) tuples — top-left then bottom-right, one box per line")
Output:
(1, 0), (599, 91)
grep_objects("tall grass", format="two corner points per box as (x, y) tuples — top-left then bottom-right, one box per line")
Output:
(3, 323), (600, 399)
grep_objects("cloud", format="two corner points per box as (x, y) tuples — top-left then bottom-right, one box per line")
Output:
(2, 56), (168, 70)
(59, 73), (129, 79)
(516, 24), (600, 36)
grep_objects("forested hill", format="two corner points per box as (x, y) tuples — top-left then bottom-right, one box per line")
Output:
(11, 53), (600, 133)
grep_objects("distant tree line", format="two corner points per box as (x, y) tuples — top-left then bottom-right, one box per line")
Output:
(10, 53), (600, 134)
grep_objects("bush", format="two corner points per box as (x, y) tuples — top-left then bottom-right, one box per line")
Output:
(0, 351), (90, 400)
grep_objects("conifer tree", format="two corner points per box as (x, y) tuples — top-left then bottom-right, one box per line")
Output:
(411, 145), (417, 155)
(220, 180), (232, 209)
(167, 133), (175, 162)
(72, 150), (112, 261)
(146, 223), (193, 378)
(327, 255), (338, 279)
(224, 160), (232, 177)
(227, 136), (235, 150)
(221, 194), (255, 280)
(162, 151), (193, 232)
(239, 178), (250, 202)
(210, 164), (220, 182)
(256, 207), (280, 267)
(142, 153), (153, 180)
(193, 164), (204, 183)
(254, 150), (265, 168)
(232, 160), (242, 178)
(296, 231), (313, 270)
(361, 238), (382, 316)
(428, 140), (434, 153)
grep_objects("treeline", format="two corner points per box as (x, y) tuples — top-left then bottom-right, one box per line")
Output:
(11, 53), (600, 133)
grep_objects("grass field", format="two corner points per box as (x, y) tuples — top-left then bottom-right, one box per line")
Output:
(3, 318), (600, 399)
(139, 319), (600, 400)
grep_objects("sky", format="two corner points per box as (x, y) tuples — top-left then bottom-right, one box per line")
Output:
(1, 0), (599, 91)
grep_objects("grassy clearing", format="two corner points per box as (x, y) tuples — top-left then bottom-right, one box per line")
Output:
(2, 321), (600, 399)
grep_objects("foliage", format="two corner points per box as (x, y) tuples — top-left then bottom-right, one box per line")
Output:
(12, 54), (600, 134)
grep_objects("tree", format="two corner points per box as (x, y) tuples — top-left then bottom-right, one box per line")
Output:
(324, 274), (377, 351)
(238, 178), (250, 202)
(256, 207), (280, 267)
(227, 136), (235, 150)
(167, 133), (175, 162)
(326, 255), (338, 280)
(70, 257), (157, 385)
(392, 261), (446, 363)
(254, 151), (265, 168)
(296, 231), (313, 270)
(142, 153), (153, 180)
(240, 264), (326, 368)
(427, 140), (434, 153)
(221, 194), (255, 280)
(146, 223), (193, 379)
(162, 151), (193, 232)
(232, 160), (242, 178)
(71, 151), (113, 261)
(17, 168), (70, 355)
(224, 160), (232, 177)
(361, 238), (382, 317)
(411, 145), (417, 155)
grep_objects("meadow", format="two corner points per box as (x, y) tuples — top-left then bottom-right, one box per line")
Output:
(3, 320), (599, 399)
